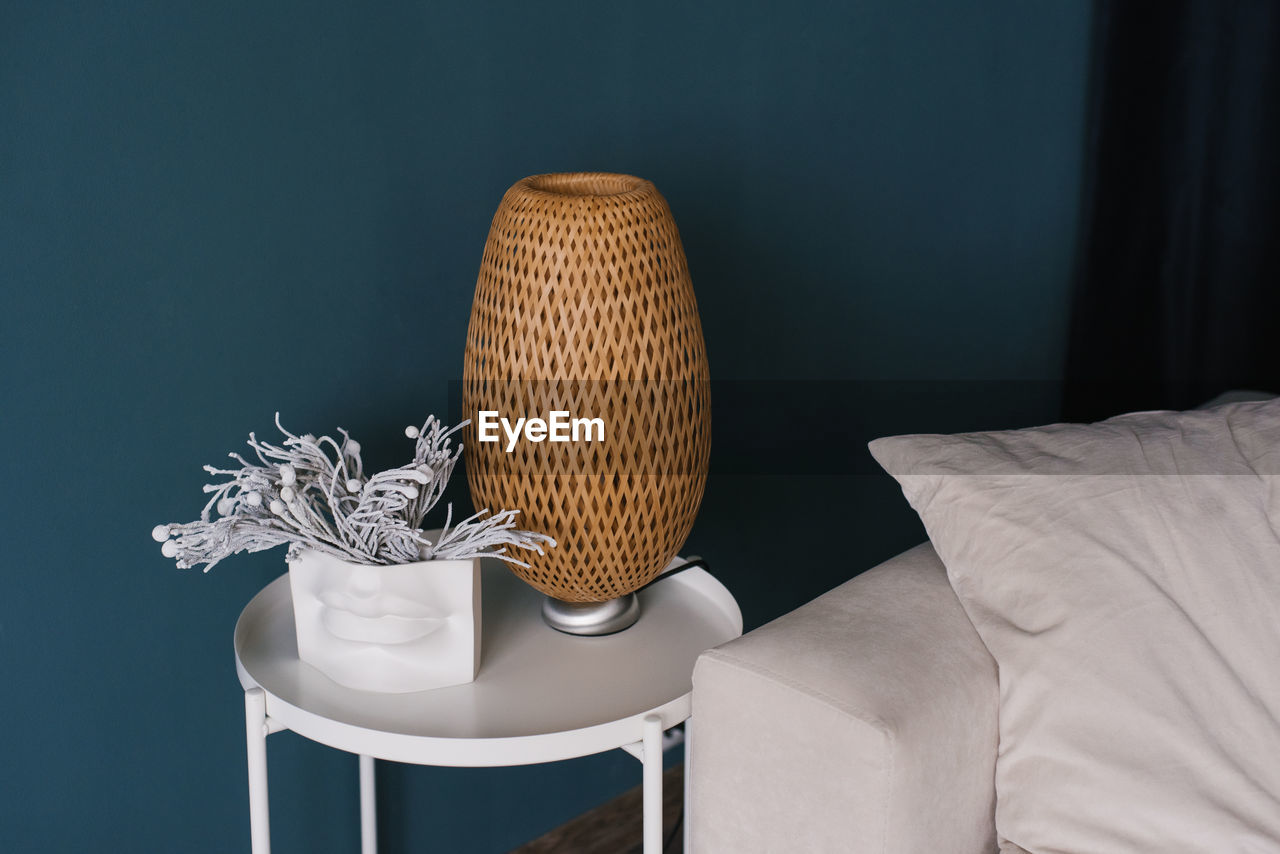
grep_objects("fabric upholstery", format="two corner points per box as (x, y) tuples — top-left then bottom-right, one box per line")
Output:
(870, 398), (1280, 853)
(689, 543), (999, 854)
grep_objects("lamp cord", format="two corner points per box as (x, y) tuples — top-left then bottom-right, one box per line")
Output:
(635, 556), (711, 594)
(663, 805), (684, 852)
(643, 557), (709, 852)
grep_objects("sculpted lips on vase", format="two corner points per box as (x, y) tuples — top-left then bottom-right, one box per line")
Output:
(288, 547), (483, 692)
(318, 591), (448, 645)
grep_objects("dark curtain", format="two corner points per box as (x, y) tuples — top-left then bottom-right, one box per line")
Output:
(1065, 1), (1280, 421)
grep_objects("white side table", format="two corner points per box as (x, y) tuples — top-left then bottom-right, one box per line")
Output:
(234, 556), (741, 854)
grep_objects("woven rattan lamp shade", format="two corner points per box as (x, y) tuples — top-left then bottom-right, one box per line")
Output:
(462, 173), (710, 604)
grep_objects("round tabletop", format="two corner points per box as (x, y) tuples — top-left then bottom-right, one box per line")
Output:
(234, 557), (742, 767)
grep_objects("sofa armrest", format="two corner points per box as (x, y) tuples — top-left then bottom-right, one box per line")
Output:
(689, 542), (999, 854)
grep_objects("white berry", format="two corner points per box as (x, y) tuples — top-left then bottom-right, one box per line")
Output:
(405, 425), (420, 439)
(345, 440), (361, 455)
(281, 486), (296, 502)
(279, 463), (297, 486)
(161, 540), (179, 558)
(217, 498), (235, 516)
(245, 492), (262, 507)
(151, 525), (170, 542)
(346, 479), (361, 492)
(270, 499), (286, 515)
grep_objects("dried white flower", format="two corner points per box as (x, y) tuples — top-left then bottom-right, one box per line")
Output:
(155, 414), (555, 572)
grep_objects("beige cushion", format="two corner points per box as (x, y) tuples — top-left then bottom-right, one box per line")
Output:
(869, 398), (1280, 853)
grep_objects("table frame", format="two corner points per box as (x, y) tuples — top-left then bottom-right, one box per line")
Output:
(235, 563), (739, 854)
(243, 686), (687, 854)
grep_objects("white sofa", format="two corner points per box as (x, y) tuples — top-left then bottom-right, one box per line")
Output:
(689, 542), (999, 853)
(687, 390), (1275, 853)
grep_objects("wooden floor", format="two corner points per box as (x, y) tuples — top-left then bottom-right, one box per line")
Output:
(510, 765), (684, 854)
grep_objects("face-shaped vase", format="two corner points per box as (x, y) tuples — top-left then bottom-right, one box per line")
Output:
(287, 549), (481, 693)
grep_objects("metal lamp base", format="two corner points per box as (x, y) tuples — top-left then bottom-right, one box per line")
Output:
(541, 593), (640, 636)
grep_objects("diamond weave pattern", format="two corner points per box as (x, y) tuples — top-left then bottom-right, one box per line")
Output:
(462, 173), (711, 602)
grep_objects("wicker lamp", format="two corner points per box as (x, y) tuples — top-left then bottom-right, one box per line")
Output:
(462, 172), (711, 634)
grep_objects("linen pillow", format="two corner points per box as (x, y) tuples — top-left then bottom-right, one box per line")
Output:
(869, 398), (1280, 854)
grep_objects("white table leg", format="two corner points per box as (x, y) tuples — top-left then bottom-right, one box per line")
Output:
(360, 754), (377, 854)
(244, 687), (271, 854)
(683, 716), (692, 854)
(643, 714), (663, 854)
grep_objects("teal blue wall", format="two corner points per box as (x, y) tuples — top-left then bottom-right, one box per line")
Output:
(1, 2), (1090, 851)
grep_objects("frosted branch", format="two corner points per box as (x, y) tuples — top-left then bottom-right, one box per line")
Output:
(154, 414), (556, 571)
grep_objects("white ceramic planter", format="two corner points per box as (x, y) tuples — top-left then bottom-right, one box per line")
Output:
(287, 549), (481, 694)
